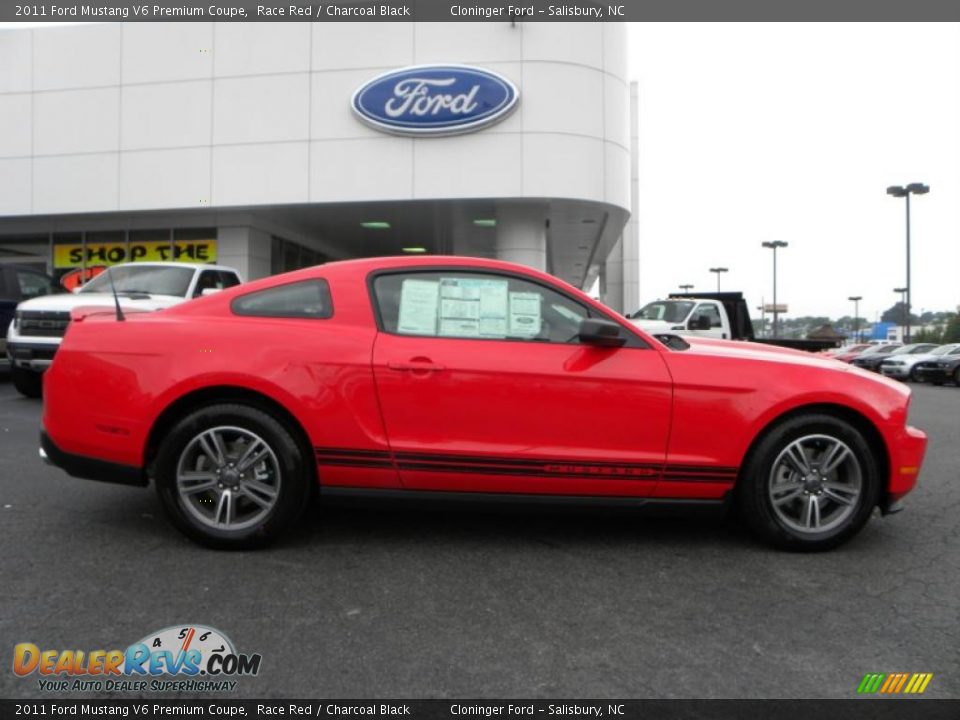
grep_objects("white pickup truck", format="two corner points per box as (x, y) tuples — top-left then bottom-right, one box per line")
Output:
(628, 292), (839, 353)
(6, 262), (242, 398)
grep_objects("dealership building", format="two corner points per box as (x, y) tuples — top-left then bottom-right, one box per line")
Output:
(0, 21), (639, 312)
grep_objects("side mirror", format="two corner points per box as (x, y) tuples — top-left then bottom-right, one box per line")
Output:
(578, 318), (627, 348)
(200, 287), (222, 297)
(690, 315), (711, 331)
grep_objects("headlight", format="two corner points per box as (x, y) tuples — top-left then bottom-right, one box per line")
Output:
(12, 311), (20, 330)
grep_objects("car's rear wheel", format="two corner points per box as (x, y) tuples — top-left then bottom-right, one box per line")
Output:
(153, 403), (312, 549)
(11, 365), (42, 398)
(738, 413), (880, 551)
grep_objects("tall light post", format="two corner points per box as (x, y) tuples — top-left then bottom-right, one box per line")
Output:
(708, 267), (728, 292)
(886, 183), (929, 343)
(893, 287), (908, 342)
(678, 283), (694, 293)
(848, 295), (862, 344)
(762, 241), (788, 338)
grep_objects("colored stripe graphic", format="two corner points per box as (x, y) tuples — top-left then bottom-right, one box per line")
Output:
(858, 673), (933, 694)
(314, 447), (738, 483)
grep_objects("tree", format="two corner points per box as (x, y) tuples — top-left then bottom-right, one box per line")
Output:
(881, 302), (919, 325)
(943, 313), (960, 344)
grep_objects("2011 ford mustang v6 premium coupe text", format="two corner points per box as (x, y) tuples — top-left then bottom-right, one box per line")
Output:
(39, 257), (927, 551)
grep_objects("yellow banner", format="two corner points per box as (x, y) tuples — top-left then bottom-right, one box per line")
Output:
(54, 240), (217, 269)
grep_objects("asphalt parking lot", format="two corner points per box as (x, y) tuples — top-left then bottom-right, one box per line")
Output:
(0, 374), (958, 700)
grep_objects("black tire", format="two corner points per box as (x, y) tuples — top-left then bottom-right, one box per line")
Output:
(11, 365), (42, 398)
(737, 413), (881, 552)
(153, 403), (312, 550)
(909, 366), (923, 383)
(954, 368), (960, 387)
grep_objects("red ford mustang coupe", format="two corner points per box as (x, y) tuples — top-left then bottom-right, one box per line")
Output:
(40, 257), (927, 551)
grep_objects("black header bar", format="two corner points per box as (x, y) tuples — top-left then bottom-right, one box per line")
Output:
(3, 0), (960, 22)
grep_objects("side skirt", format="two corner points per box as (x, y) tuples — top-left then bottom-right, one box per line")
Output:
(318, 486), (731, 517)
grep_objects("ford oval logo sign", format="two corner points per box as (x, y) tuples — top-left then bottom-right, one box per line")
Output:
(351, 65), (519, 136)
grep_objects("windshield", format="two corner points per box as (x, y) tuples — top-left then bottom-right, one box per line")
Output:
(930, 345), (956, 356)
(861, 344), (900, 355)
(633, 300), (694, 323)
(79, 266), (194, 297)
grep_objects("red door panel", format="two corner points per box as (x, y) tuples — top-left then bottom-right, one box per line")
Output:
(372, 333), (673, 496)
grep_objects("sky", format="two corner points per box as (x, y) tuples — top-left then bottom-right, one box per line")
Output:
(627, 22), (960, 321)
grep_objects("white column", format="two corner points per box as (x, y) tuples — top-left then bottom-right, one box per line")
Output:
(622, 81), (641, 313)
(216, 226), (272, 281)
(495, 206), (546, 271)
(603, 237), (625, 313)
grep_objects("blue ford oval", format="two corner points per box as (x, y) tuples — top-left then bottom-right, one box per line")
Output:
(351, 65), (519, 136)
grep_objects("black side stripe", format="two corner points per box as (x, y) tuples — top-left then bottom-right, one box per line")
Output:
(314, 447), (737, 483)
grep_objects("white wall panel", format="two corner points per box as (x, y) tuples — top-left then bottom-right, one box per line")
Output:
(33, 154), (118, 213)
(0, 31), (32, 93)
(213, 142), (309, 206)
(604, 74), (630, 149)
(414, 133), (522, 199)
(0, 94), (31, 158)
(34, 88), (119, 156)
(122, 80), (212, 150)
(310, 138), (412, 201)
(312, 22), (413, 70)
(522, 134), (604, 202)
(522, 22), (603, 69)
(34, 25), (120, 91)
(0, 159), (31, 214)
(522, 63), (603, 139)
(122, 23), (213, 84)
(119, 147), (210, 210)
(214, 73), (309, 145)
(216, 23), (310, 76)
(415, 22), (521, 64)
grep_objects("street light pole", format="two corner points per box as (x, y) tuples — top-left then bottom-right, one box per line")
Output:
(679, 284), (694, 293)
(848, 295), (862, 344)
(886, 183), (929, 343)
(893, 287), (908, 342)
(708, 267), (728, 293)
(761, 241), (788, 338)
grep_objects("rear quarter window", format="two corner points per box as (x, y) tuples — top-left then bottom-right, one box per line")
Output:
(231, 279), (332, 319)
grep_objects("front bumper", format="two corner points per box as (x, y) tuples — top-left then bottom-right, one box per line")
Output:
(40, 430), (146, 487)
(8, 341), (59, 371)
(883, 424), (928, 511)
(916, 367), (953, 383)
(879, 365), (908, 379)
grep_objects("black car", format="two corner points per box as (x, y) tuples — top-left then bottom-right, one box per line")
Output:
(915, 355), (960, 386)
(850, 342), (936, 372)
(1, 265), (59, 367)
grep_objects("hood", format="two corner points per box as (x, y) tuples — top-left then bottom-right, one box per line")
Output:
(16, 292), (184, 313)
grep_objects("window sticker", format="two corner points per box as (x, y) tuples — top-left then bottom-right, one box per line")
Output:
(398, 279), (440, 335)
(438, 278), (509, 338)
(508, 291), (542, 337)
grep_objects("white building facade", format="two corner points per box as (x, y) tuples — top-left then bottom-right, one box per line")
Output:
(0, 21), (638, 311)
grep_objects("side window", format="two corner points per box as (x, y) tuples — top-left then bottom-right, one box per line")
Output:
(219, 271), (241, 289)
(691, 304), (722, 328)
(373, 271), (593, 344)
(15, 270), (53, 300)
(232, 279), (332, 319)
(194, 270), (223, 297)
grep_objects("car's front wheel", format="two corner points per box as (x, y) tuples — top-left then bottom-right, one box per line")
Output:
(909, 366), (923, 383)
(738, 413), (880, 551)
(153, 403), (312, 549)
(11, 365), (42, 398)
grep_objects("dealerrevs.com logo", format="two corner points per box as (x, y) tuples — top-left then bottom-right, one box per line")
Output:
(13, 625), (261, 693)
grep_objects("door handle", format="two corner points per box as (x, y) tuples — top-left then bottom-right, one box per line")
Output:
(387, 360), (446, 373)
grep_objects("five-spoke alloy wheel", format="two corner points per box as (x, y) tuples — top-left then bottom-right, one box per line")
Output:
(739, 413), (880, 551)
(154, 404), (312, 549)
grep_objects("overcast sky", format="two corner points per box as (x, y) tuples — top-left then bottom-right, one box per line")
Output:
(628, 22), (960, 321)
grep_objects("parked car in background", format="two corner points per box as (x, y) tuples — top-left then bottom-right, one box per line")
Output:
(851, 343), (938, 372)
(915, 352), (960, 387)
(7, 262), (242, 398)
(823, 343), (870, 358)
(881, 343), (960, 382)
(834, 342), (901, 364)
(1, 265), (60, 369)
